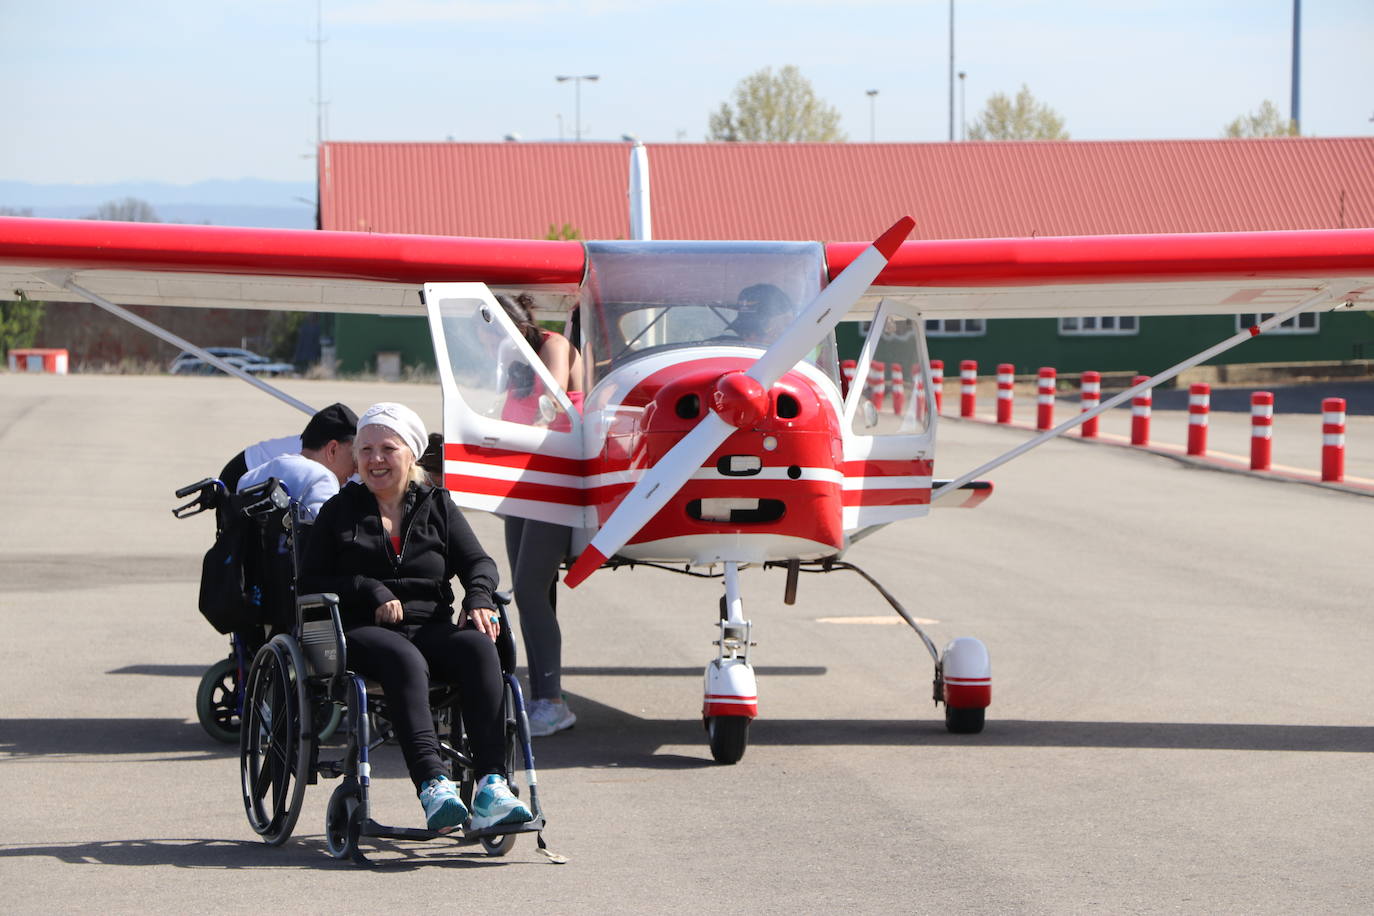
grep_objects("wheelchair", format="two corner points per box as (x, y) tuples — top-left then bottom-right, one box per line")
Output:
(173, 477), (346, 745)
(229, 489), (549, 864)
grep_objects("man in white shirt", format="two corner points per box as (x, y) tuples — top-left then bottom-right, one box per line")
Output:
(237, 405), (357, 519)
(219, 403), (355, 491)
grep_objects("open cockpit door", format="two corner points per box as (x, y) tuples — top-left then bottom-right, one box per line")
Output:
(425, 282), (588, 528)
(840, 298), (938, 533)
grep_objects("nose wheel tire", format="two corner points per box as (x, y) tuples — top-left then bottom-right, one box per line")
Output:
(705, 715), (750, 764)
(945, 705), (985, 734)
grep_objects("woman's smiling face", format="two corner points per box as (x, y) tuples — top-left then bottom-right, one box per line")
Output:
(355, 424), (414, 497)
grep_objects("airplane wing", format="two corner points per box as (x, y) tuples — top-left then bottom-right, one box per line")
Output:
(4, 217), (1373, 317)
(0, 216), (585, 313)
(831, 229), (1374, 318)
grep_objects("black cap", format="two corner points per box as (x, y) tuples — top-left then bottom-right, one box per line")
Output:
(300, 403), (358, 448)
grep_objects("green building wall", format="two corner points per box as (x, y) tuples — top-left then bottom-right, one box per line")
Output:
(836, 310), (1374, 381)
(336, 310), (1374, 379)
(334, 315), (435, 374)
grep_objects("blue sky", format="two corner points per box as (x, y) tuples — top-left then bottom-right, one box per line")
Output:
(4, 0), (1371, 186)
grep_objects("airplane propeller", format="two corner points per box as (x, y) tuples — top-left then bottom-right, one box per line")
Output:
(563, 216), (915, 589)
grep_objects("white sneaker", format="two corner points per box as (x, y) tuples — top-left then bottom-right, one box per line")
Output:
(527, 698), (576, 737)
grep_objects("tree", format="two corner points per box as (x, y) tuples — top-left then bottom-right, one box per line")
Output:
(86, 197), (160, 222)
(545, 223), (582, 241)
(966, 84), (1068, 140)
(1, 290), (46, 360)
(1223, 100), (1298, 138)
(708, 65), (846, 142)
(0, 208), (46, 359)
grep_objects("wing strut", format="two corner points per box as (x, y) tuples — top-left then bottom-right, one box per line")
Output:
(44, 271), (317, 417)
(931, 282), (1359, 501)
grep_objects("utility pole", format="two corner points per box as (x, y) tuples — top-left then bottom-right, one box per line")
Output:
(311, 0), (327, 151)
(948, 0), (955, 142)
(1290, 0), (1302, 132)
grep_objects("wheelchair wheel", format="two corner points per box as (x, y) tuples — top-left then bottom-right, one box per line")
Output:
(325, 780), (364, 860)
(481, 831), (518, 857)
(195, 656), (240, 744)
(240, 636), (312, 845)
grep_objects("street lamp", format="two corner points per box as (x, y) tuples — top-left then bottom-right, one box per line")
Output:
(556, 74), (599, 141)
(958, 71), (966, 141)
(866, 89), (879, 142)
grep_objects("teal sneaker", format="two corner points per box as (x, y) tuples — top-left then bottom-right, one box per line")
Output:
(418, 775), (467, 834)
(469, 774), (533, 831)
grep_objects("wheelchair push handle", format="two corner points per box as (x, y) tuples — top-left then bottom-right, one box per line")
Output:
(172, 478), (227, 519)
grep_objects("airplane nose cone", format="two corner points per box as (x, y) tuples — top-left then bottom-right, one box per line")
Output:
(712, 371), (769, 429)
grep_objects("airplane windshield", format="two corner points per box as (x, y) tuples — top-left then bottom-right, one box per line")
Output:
(579, 241), (838, 385)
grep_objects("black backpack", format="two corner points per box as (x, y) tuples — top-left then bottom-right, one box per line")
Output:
(198, 480), (291, 634)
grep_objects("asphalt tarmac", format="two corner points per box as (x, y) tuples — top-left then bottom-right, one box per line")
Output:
(1, 373), (1370, 914)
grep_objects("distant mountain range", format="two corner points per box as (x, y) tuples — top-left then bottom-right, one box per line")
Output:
(0, 179), (317, 229)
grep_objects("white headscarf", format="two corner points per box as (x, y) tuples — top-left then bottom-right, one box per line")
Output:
(357, 402), (427, 461)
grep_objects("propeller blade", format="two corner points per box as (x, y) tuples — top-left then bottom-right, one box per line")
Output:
(564, 216), (914, 589)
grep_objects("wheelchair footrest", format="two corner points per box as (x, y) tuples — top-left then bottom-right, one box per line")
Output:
(362, 815), (546, 845)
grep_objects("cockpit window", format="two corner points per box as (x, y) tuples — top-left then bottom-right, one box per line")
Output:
(578, 241), (839, 385)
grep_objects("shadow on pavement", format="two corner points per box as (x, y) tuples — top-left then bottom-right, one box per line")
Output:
(0, 717), (234, 760)
(0, 836), (540, 871)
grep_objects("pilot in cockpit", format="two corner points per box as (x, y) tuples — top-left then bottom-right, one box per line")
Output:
(729, 283), (793, 345)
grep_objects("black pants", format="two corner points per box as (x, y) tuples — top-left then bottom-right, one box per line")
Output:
(345, 619), (505, 790)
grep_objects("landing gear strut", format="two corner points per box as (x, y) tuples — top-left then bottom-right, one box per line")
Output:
(703, 561), (757, 764)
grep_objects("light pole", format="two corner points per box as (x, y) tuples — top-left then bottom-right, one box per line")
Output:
(556, 74), (599, 141)
(948, 0), (955, 142)
(958, 71), (966, 141)
(866, 89), (879, 142)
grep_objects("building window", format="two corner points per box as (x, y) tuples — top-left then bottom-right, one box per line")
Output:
(1058, 315), (1138, 336)
(1236, 312), (1319, 335)
(925, 318), (985, 337)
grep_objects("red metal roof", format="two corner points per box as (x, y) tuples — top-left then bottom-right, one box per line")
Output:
(319, 138), (1374, 242)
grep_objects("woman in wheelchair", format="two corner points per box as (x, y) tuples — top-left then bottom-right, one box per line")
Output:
(300, 401), (533, 834)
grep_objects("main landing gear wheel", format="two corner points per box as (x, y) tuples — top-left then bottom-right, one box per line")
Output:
(705, 716), (750, 765)
(196, 655), (240, 744)
(945, 706), (985, 735)
(240, 636), (311, 845)
(324, 780), (364, 860)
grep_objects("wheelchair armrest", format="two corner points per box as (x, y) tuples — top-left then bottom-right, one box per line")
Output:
(296, 593), (346, 684)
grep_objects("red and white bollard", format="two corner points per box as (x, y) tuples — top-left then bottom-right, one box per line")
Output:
(996, 363), (1015, 424)
(868, 361), (887, 411)
(890, 364), (906, 416)
(1036, 367), (1056, 431)
(840, 359), (856, 399)
(1322, 397), (1346, 482)
(959, 360), (977, 418)
(1187, 382), (1210, 456)
(1131, 375), (1152, 446)
(1250, 391), (1274, 471)
(930, 360), (944, 414)
(1080, 371), (1101, 438)
(912, 364), (925, 418)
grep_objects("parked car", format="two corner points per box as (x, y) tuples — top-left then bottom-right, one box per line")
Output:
(169, 347), (296, 377)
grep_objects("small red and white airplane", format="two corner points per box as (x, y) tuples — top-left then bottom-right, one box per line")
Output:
(4, 147), (1372, 762)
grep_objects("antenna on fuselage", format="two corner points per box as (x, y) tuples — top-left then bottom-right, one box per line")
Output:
(627, 138), (652, 241)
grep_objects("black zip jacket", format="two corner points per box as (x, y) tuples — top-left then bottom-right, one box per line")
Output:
(300, 481), (498, 630)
